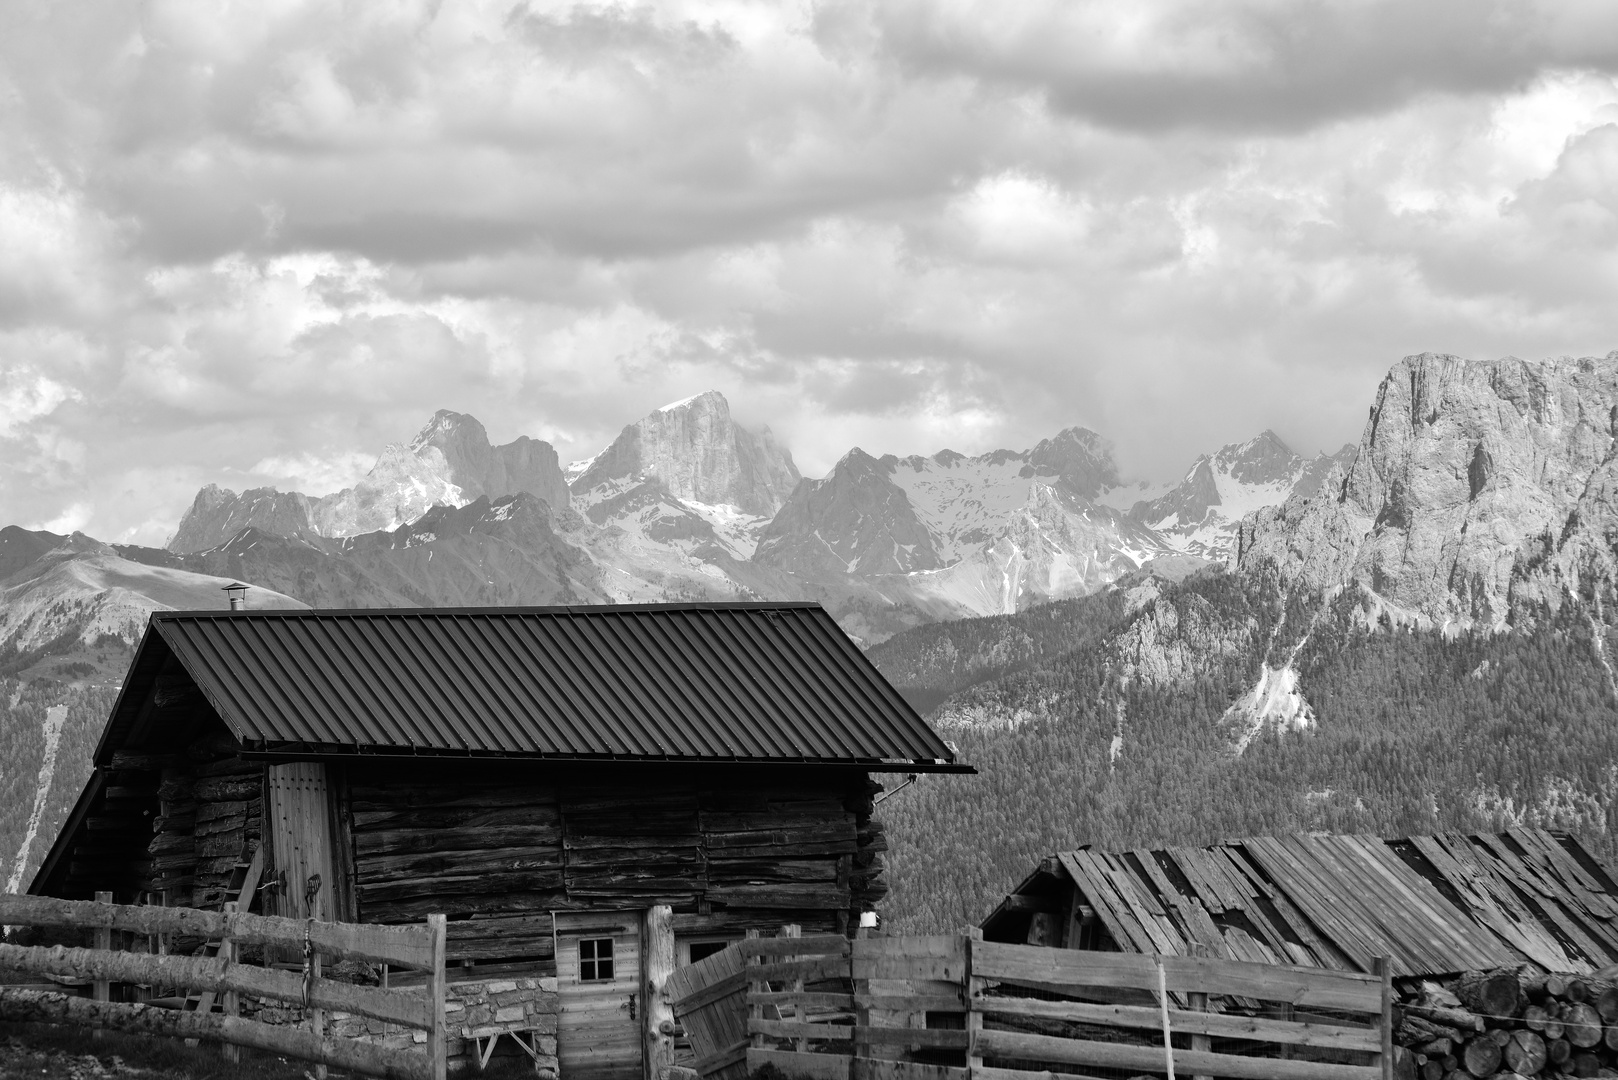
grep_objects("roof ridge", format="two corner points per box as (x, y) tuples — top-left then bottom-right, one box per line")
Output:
(152, 600), (828, 619)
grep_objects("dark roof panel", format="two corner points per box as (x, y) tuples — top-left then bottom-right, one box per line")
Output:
(118, 602), (960, 768)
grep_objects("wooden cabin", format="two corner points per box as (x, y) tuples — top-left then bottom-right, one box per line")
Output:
(980, 830), (1618, 981)
(31, 601), (968, 1078)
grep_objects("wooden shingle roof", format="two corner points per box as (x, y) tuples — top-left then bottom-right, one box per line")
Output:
(984, 829), (1618, 979)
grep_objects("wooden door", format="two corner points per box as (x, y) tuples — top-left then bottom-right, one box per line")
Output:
(556, 911), (643, 1080)
(266, 762), (336, 921)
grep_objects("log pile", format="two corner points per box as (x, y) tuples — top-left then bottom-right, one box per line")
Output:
(1396, 968), (1618, 1080)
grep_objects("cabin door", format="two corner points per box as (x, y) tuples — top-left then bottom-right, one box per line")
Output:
(555, 911), (643, 1080)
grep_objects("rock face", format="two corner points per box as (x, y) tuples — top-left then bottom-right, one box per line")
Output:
(755, 433), (1179, 614)
(407, 410), (569, 509)
(1128, 431), (1356, 560)
(169, 412), (568, 551)
(754, 449), (942, 576)
(1236, 352), (1618, 628)
(571, 391), (801, 517)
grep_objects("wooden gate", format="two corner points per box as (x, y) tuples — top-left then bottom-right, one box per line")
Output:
(666, 939), (751, 1080)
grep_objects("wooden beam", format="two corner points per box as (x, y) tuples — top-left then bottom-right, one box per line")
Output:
(0, 942), (429, 1028)
(0, 894), (433, 968)
(1001, 894), (1064, 914)
(643, 904), (675, 1080)
(975, 1029), (1383, 1080)
(424, 913), (446, 1080)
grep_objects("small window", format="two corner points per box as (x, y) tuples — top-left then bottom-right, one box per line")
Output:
(688, 941), (730, 964)
(579, 937), (615, 982)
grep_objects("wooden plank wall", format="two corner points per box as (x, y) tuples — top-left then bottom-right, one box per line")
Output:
(346, 766), (885, 969)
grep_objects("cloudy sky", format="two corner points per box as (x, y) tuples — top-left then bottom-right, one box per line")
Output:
(5, 0), (1618, 544)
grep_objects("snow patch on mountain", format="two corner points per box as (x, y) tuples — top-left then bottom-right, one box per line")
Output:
(1130, 433), (1357, 561)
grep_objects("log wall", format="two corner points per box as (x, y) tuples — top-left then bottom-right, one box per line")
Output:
(346, 764), (889, 969)
(136, 734), (263, 909)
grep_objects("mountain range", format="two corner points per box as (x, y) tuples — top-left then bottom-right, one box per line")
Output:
(8, 350), (1618, 918)
(867, 351), (1618, 933)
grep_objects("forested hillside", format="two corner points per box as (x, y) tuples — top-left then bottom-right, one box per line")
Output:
(0, 678), (120, 891)
(870, 571), (1618, 935)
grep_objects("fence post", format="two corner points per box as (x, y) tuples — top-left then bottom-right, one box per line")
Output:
(783, 924), (805, 1055)
(1155, 955), (1177, 1080)
(966, 928), (983, 1078)
(1375, 955), (1394, 1080)
(221, 900), (239, 1064)
(644, 905), (675, 1080)
(746, 929), (764, 1053)
(426, 913), (447, 1080)
(852, 925), (870, 1080)
(1187, 942), (1210, 1080)
(92, 891), (112, 1041)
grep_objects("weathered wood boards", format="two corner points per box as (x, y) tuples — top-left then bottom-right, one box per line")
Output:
(556, 910), (643, 1080)
(696, 932), (1391, 1080)
(267, 762), (338, 921)
(346, 766), (884, 968)
(1004, 830), (1618, 985)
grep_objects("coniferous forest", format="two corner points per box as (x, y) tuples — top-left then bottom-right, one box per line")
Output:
(868, 570), (1618, 935)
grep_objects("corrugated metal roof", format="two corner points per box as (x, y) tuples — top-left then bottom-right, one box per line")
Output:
(102, 602), (963, 768)
(986, 828), (1618, 979)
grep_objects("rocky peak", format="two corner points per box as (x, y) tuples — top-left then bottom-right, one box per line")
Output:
(571, 390), (801, 517)
(169, 413), (569, 552)
(1236, 352), (1618, 627)
(407, 410), (569, 510)
(1214, 430), (1302, 485)
(1025, 427), (1120, 498)
(753, 447), (938, 576)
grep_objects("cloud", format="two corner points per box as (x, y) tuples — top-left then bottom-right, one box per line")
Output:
(2, 1), (1618, 541)
(830, 0), (1618, 133)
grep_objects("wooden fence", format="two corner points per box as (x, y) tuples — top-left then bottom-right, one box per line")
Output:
(671, 929), (1396, 1080)
(0, 893), (446, 1080)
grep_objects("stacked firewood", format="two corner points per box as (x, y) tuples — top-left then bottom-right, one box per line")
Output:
(1396, 969), (1618, 1080)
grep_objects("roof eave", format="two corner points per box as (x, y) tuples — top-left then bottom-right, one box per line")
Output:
(236, 740), (974, 772)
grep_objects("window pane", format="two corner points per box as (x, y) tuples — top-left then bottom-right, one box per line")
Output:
(579, 938), (615, 982)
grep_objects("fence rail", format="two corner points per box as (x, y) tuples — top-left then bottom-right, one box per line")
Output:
(669, 929), (1397, 1080)
(0, 894), (446, 1080)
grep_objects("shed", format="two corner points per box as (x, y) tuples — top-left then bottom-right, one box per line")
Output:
(32, 601), (968, 1079)
(981, 830), (1618, 981)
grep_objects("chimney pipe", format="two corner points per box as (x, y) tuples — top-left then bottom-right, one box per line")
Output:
(222, 582), (248, 611)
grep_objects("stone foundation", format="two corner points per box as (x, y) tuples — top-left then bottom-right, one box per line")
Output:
(250, 976), (561, 1077)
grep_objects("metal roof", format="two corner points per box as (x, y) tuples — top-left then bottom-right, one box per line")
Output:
(101, 602), (964, 769)
(983, 828), (1618, 979)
